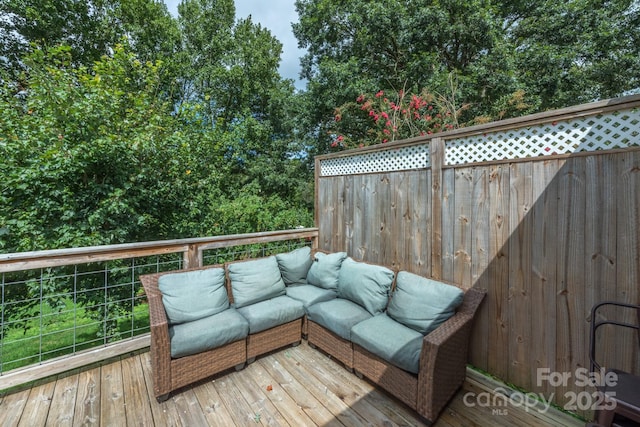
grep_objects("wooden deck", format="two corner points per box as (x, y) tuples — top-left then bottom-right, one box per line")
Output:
(0, 342), (583, 426)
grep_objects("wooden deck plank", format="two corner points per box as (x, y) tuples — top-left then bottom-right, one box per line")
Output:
(212, 371), (268, 425)
(0, 343), (586, 426)
(171, 388), (211, 427)
(138, 352), (182, 426)
(99, 359), (126, 426)
(120, 354), (154, 426)
(232, 362), (291, 427)
(73, 366), (100, 427)
(0, 387), (31, 426)
(18, 378), (56, 427)
(271, 350), (369, 427)
(192, 378), (239, 426)
(48, 371), (79, 426)
(288, 344), (425, 426)
(258, 352), (341, 427)
(242, 358), (315, 427)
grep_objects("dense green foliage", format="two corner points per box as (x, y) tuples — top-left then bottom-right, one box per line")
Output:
(1, 1), (313, 254)
(294, 0), (640, 151)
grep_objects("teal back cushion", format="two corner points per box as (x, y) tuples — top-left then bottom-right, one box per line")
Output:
(387, 271), (464, 335)
(276, 246), (313, 286)
(306, 252), (347, 290)
(337, 258), (395, 315)
(227, 256), (286, 308)
(158, 267), (229, 324)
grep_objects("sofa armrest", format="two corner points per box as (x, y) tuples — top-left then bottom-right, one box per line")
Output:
(140, 273), (172, 397)
(416, 287), (486, 421)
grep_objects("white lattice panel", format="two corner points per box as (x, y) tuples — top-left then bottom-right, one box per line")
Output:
(320, 144), (430, 176)
(446, 109), (640, 165)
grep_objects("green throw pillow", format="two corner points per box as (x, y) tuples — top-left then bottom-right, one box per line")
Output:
(276, 246), (313, 286)
(337, 258), (395, 315)
(227, 256), (286, 308)
(158, 267), (229, 324)
(387, 271), (464, 335)
(306, 251), (347, 290)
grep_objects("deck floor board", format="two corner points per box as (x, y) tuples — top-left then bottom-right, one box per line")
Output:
(0, 341), (583, 426)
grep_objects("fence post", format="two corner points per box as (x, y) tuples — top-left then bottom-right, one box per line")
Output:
(183, 244), (202, 269)
(430, 137), (445, 280)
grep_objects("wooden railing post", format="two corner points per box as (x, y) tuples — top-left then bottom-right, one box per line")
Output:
(183, 244), (202, 269)
(430, 137), (445, 280)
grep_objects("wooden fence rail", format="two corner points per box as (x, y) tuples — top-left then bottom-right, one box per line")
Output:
(315, 95), (640, 419)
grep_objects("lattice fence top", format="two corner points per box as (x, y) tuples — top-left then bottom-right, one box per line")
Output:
(446, 109), (640, 165)
(319, 144), (430, 176)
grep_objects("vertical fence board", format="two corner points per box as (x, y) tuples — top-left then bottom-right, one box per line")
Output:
(453, 168), (473, 288)
(486, 164), (510, 380)
(556, 157), (587, 409)
(508, 162), (533, 390)
(379, 174), (392, 266)
(469, 167), (489, 368)
(531, 159), (560, 398)
(353, 175), (366, 260)
(431, 138), (445, 280)
(441, 169), (456, 282)
(585, 155), (617, 380)
(343, 175), (354, 255)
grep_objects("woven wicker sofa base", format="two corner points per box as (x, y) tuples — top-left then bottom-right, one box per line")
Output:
(165, 338), (246, 397)
(307, 320), (354, 370)
(353, 344), (418, 410)
(247, 319), (302, 360)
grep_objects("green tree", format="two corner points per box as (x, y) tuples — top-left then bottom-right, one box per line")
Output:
(293, 0), (640, 153)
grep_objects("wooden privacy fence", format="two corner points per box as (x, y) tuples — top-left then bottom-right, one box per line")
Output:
(314, 94), (640, 418)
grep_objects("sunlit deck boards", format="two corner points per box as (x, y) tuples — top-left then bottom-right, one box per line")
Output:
(0, 342), (582, 426)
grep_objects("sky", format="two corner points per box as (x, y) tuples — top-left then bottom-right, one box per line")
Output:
(163, 0), (306, 90)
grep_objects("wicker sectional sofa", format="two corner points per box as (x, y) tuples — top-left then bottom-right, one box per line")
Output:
(140, 246), (486, 423)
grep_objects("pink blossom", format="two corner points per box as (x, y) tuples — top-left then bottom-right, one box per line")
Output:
(381, 111), (389, 119)
(337, 135), (344, 141)
(375, 90), (384, 98)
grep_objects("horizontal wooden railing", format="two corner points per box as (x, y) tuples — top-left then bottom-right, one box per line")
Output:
(0, 228), (319, 391)
(0, 228), (320, 273)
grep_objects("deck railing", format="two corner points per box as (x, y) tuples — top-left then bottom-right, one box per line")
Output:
(0, 228), (318, 390)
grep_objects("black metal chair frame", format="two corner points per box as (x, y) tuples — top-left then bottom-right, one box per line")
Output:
(589, 301), (640, 426)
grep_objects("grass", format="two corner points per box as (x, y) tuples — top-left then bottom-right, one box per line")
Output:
(0, 298), (149, 373)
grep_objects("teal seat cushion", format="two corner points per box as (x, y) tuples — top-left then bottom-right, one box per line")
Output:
(169, 308), (248, 358)
(387, 271), (464, 335)
(337, 258), (395, 315)
(285, 285), (337, 311)
(228, 256), (286, 308)
(306, 251), (347, 290)
(158, 267), (229, 324)
(307, 298), (372, 340)
(351, 314), (423, 374)
(276, 246), (313, 286)
(236, 295), (305, 334)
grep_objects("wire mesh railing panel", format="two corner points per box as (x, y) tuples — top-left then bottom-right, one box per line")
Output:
(202, 238), (314, 265)
(0, 253), (183, 374)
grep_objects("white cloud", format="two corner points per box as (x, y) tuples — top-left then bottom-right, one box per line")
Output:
(163, 0), (306, 90)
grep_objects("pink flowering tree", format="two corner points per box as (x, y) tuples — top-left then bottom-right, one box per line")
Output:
(328, 86), (472, 150)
